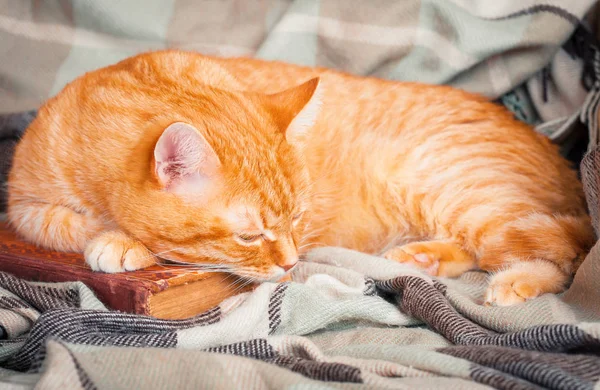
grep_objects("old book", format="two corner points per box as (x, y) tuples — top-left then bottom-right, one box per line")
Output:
(0, 222), (265, 319)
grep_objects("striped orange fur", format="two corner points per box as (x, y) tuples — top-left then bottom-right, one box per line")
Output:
(7, 50), (595, 305)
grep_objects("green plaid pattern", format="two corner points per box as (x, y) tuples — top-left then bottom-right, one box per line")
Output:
(0, 0), (596, 113)
(0, 245), (599, 389)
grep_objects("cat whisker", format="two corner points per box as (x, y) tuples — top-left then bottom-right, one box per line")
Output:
(151, 247), (185, 257)
(164, 262), (229, 269)
(298, 231), (322, 241)
(150, 262), (232, 273)
(298, 238), (321, 246)
(223, 276), (249, 290)
(231, 279), (256, 294)
(298, 231), (325, 243)
(231, 274), (259, 287)
(298, 242), (321, 251)
(129, 247), (187, 263)
(147, 248), (236, 268)
(148, 248), (190, 260)
(137, 267), (227, 274)
(153, 260), (224, 268)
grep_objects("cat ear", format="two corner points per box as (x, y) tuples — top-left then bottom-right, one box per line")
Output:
(266, 77), (322, 146)
(154, 122), (221, 192)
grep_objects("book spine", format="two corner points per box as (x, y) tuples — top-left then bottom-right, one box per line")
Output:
(92, 277), (152, 315)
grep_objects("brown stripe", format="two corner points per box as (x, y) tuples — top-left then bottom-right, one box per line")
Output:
(376, 276), (600, 352)
(440, 345), (600, 389)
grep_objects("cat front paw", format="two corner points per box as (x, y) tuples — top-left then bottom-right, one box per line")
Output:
(383, 240), (476, 278)
(84, 231), (155, 273)
(484, 260), (567, 306)
(383, 246), (440, 276)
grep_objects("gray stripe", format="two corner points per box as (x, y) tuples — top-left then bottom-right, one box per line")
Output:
(482, 5), (579, 25)
(207, 338), (362, 383)
(207, 339), (276, 359)
(268, 282), (288, 335)
(64, 345), (97, 390)
(4, 306), (221, 371)
(0, 296), (30, 310)
(265, 355), (362, 383)
(470, 364), (545, 390)
(440, 345), (600, 389)
(376, 276), (600, 352)
(0, 273), (75, 311)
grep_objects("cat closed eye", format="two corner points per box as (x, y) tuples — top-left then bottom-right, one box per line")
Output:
(235, 234), (262, 244)
(292, 212), (304, 222)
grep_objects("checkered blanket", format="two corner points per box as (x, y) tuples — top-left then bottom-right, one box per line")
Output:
(2, 1), (600, 389)
(0, 246), (599, 389)
(2, 1), (600, 159)
(0, 1), (596, 109)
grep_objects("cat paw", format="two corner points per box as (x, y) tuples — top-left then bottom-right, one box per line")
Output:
(383, 246), (440, 276)
(384, 241), (477, 278)
(484, 260), (567, 306)
(84, 231), (155, 273)
(484, 277), (538, 306)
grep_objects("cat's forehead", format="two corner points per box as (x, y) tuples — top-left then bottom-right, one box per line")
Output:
(224, 204), (282, 231)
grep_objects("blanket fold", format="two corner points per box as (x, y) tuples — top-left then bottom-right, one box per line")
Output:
(0, 245), (599, 389)
(2, 1), (600, 389)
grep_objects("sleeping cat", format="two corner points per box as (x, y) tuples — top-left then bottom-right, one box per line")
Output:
(7, 50), (595, 306)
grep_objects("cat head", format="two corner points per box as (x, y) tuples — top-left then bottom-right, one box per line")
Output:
(137, 78), (321, 281)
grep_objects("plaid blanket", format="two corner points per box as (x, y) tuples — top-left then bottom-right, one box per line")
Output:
(2, 1), (600, 389)
(2, 1), (600, 158)
(0, 245), (599, 389)
(1, 1), (600, 202)
(0, 0), (596, 111)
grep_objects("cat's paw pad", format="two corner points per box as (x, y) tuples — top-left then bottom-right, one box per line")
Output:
(383, 247), (440, 276)
(485, 273), (541, 306)
(84, 232), (155, 273)
(484, 260), (567, 307)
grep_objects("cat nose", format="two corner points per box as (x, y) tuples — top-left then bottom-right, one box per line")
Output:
(280, 263), (295, 272)
(279, 258), (298, 272)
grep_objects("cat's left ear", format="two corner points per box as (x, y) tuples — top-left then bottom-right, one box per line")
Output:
(154, 122), (221, 194)
(265, 77), (322, 147)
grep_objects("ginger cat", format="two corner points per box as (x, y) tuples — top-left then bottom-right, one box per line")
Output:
(7, 50), (595, 306)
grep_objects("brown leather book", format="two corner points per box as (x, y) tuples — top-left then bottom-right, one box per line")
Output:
(0, 222), (262, 319)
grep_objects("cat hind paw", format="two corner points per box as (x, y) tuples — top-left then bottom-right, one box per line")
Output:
(484, 260), (567, 306)
(484, 278), (538, 306)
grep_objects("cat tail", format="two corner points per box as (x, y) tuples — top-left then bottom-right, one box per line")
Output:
(6, 198), (102, 252)
(479, 212), (596, 275)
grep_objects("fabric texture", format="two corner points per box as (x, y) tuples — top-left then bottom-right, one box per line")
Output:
(0, 247), (599, 389)
(0, 0), (596, 110)
(0, 111), (35, 211)
(2, 1), (600, 389)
